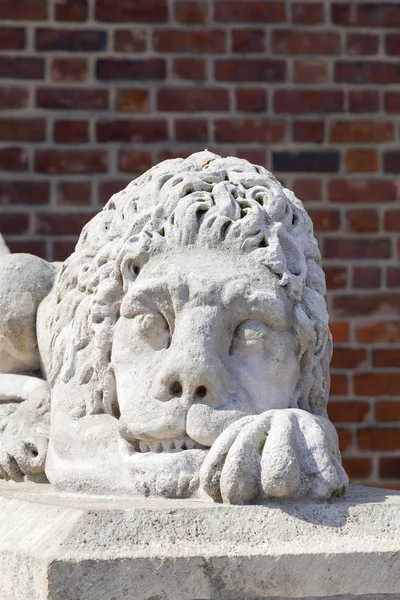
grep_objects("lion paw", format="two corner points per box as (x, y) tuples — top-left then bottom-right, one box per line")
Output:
(200, 408), (348, 504)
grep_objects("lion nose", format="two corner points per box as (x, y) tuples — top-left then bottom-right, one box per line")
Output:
(152, 368), (214, 403)
(168, 380), (208, 400)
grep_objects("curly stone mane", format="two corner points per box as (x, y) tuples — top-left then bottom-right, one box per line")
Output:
(46, 151), (331, 419)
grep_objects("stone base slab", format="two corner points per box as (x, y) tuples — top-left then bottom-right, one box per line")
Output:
(0, 483), (400, 600)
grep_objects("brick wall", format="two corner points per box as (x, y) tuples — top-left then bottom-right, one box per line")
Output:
(0, 0), (400, 487)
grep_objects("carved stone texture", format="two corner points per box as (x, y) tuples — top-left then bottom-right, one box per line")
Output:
(0, 151), (348, 501)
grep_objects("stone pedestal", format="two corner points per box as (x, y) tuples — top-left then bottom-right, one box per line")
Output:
(0, 483), (400, 600)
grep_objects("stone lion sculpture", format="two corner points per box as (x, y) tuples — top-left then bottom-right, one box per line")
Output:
(0, 151), (348, 502)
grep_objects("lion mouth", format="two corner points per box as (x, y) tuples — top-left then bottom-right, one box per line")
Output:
(130, 435), (206, 453)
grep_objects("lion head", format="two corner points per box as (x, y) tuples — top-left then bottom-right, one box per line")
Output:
(44, 151), (331, 498)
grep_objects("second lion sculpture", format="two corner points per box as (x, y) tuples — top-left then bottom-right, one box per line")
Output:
(0, 151), (348, 502)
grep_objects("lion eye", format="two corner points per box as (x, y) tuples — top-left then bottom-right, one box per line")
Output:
(236, 320), (268, 341)
(122, 258), (141, 283)
(231, 320), (269, 354)
(135, 313), (170, 349)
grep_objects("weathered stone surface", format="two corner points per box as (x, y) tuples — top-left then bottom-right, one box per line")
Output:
(0, 483), (399, 600)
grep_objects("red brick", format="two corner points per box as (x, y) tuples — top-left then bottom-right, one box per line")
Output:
(380, 458), (400, 479)
(214, 1), (286, 22)
(215, 59), (285, 82)
(376, 402), (400, 422)
(356, 321), (400, 344)
(36, 212), (95, 235)
(330, 374), (349, 396)
(342, 457), (372, 479)
(345, 149), (378, 173)
(385, 92), (400, 113)
(114, 29), (147, 52)
(340, 293), (400, 317)
(97, 59), (165, 81)
(324, 238), (390, 260)
(0, 0), (47, 19)
(374, 349), (400, 368)
(98, 180), (131, 205)
(308, 209), (340, 231)
(293, 120), (324, 143)
(328, 179), (396, 203)
(0, 119), (45, 142)
(54, 120), (89, 144)
(349, 90), (379, 113)
(215, 119), (286, 143)
(325, 266), (347, 289)
(330, 321), (350, 343)
(346, 209), (379, 233)
(292, 179), (321, 201)
(6, 241), (46, 258)
(236, 148), (267, 166)
(175, 119), (208, 142)
(232, 30), (265, 53)
(273, 151), (339, 173)
(154, 30), (225, 53)
(385, 210), (400, 231)
(96, 120), (167, 142)
(353, 267), (381, 289)
(175, 1), (209, 24)
(356, 374), (400, 397)
(116, 89), (150, 112)
(0, 181), (49, 205)
(292, 3), (324, 24)
(157, 148), (200, 162)
(272, 30), (340, 55)
(328, 401), (370, 423)
(36, 29), (106, 52)
(358, 428), (400, 450)
(387, 267), (400, 288)
(337, 428), (352, 451)
(0, 27), (26, 50)
(173, 58), (206, 82)
(158, 89), (229, 112)
(335, 61), (400, 84)
(274, 90), (344, 113)
(53, 241), (77, 262)
(35, 151), (107, 174)
(0, 148), (27, 171)
(0, 58), (44, 80)
(330, 121), (393, 143)
(236, 89), (266, 112)
(0, 87), (28, 110)
(57, 182), (91, 206)
(384, 151), (400, 174)
(118, 151), (153, 173)
(386, 34), (400, 55)
(294, 60), (329, 83)
(55, 0), (88, 21)
(52, 58), (87, 82)
(95, 0), (168, 22)
(0, 213), (29, 235)
(332, 3), (400, 28)
(331, 348), (368, 369)
(36, 88), (109, 110)
(347, 34), (379, 55)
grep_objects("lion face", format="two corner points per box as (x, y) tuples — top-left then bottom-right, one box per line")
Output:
(111, 247), (299, 497)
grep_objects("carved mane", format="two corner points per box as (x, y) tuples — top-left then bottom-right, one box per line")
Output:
(46, 151), (331, 419)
